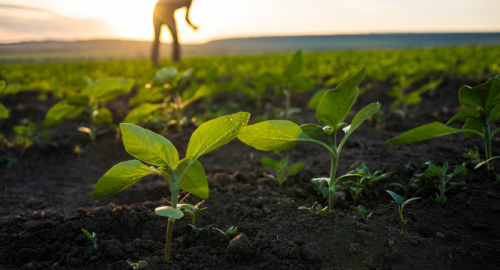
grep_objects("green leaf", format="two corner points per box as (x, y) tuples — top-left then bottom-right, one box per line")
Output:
(94, 108), (112, 124)
(300, 124), (324, 137)
(184, 84), (227, 105)
(475, 156), (500, 169)
(0, 103), (9, 119)
(44, 100), (84, 127)
(343, 102), (381, 138)
(177, 159), (209, 199)
(285, 49), (303, 79)
(307, 89), (328, 109)
(153, 68), (179, 86)
(237, 120), (309, 153)
(2, 84), (23, 95)
(291, 76), (315, 93)
(311, 177), (329, 185)
(82, 229), (94, 241)
(288, 163), (304, 176)
(390, 183), (405, 189)
(66, 92), (89, 106)
(92, 160), (154, 198)
(261, 157), (278, 169)
(278, 157), (288, 168)
(387, 122), (461, 145)
(186, 112), (250, 161)
(88, 78), (134, 102)
(138, 261), (148, 268)
(334, 174), (363, 185)
(402, 197), (421, 208)
(316, 67), (365, 129)
(124, 103), (162, 124)
(155, 206), (184, 219)
(447, 109), (481, 125)
(462, 118), (484, 138)
(386, 190), (404, 205)
(388, 86), (402, 99)
(451, 165), (467, 177)
(120, 124), (179, 168)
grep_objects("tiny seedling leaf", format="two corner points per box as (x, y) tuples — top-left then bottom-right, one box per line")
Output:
(261, 157), (278, 169)
(82, 229), (94, 241)
(155, 206), (184, 219)
(288, 163), (305, 176)
(386, 190), (404, 205)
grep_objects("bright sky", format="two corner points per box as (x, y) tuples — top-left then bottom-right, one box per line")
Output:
(1, 0), (499, 43)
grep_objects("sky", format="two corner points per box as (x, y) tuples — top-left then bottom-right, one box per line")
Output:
(0, 0), (499, 44)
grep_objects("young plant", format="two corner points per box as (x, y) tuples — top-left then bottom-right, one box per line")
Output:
(127, 261), (148, 269)
(351, 205), (372, 220)
(382, 191), (420, 235)
(388, 76), (500, 180)
(298, 201), (330, 215)
(462, 146), (481, 167)
(261, 156), (304, 186)
(389, 161), (430, 199)
(44, 78), (134, 141)
(238, 67), (381, 210)
(214, 226), (238, 237)
(179, 200), (207, 226)
(92, 112), (250, 261)
(346, 163), (392, 187)
(420, 162), (467, 203)
(81, 229), (97, 250)
(3, 119), (50, 158)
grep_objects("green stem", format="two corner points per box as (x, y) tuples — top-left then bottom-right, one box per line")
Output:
(164, 179), (179, 261)
(483, 116), (494, 180)
(328, 131), (338, 211)
(89, 105), (97, 142)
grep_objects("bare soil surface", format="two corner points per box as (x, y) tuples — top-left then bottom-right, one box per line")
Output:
(1, 76), (499, 270)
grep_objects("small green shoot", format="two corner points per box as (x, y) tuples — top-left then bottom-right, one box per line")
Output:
(389, 161), (430, 199)
(298, 201), (330, 215)
(81, 229), (97, 250)
(127, 260), (148, 269)
(420, 162), (467, 203)
(382, 191), (420, 235)
(188, 224), (212, 232)
(347, 163), (392, 187)
(179, 200), (207, 226)
(462, 146), (481, 167)
(389, 76), (442, 119)
(261, 156), (304, 186)
(351, 205), (372, 220)
(214, 226), (238, 237)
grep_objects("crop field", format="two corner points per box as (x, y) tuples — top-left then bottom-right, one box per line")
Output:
(1, 45), (500, 270)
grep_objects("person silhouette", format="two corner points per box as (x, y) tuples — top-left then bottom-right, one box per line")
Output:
(151, 0), (198, 66)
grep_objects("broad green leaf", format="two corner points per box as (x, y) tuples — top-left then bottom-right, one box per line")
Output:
(155, 206), (184, 219)
(316, 67), (365, 129)
(491, 104), (500, 122)
(261, 157), (278, 169)
(237, 120), (310, 153)
(44, 100), (84, 127)
(0, 103), (9, 118)
(88, 78), (134, 102)
(285, 49), (303, 79)
(462, 118), (484, 138)
(94, 108), (112, 124)
(308, 89), (328, 109)
(177, 159), (209, 199)
(387, 122), (461, 145)
(0, 80), (5, 94)
(120, 124), (178, 168)
(124, 103), (162, 124)
(183, 84), (227, 105)
(153, 68), (179, 86)
(300, 124), (324, 137)
(343, 102), (381, 138)
(66, 92), (89, 106)
(81, 229), (94, 241)
(92, 160), (154, 198)
(487, 77), (500, 115)
(446, 109), (481, 125)
(386, 190), (404, 205)
(288, 163), (304, 176)
(186, 112), (250, 160)
(291, 76), (315, 93)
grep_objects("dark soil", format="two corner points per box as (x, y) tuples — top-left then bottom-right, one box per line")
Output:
(1, 75), (499, 270)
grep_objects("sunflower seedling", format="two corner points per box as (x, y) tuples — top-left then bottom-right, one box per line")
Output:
(127, 260), (148, 269)
(347, 163), (392, 187)
(388, 76), (500, 180)
(92, 112), (250, 261)
(238, 67), (381, 211)
(81, 229), (97, 250)
(298, 201), (330, 215)
(261, 156), (304, 186)
(381, 190), (420, 235)
(179, 200), (207, 226)
(351, 205), (372, 220)
(420, 162), (467, 203)
(389, 161), (430, 199)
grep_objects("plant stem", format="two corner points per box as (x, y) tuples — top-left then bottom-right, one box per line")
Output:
(483, 116), (494, 180)
(164, 184), (179, 261)
(328, 132), (338, 211)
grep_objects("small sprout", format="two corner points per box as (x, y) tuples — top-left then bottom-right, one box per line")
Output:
(188, 224), (212, 232)
(261, 156), (304, 186)
(214, 226), (237, 237)
(419, 162), (467, 203)
(127, 260), (148, 269)
(462, 146), (481, 167)
(298, 201), (331, 215)
(381, 190), (420, 234)
(351, 205), (372, 220)
(179, 200), (207, 227)
(73, 145), (85, 156)
(81, 229), (97, 250)
(347, 163), (392, 187)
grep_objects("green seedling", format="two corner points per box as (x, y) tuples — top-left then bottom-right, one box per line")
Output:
(127, 260), (148, 269)
(0, 81), (9, 119)
(347, 186), (363, 204)
(214, 226), (238, 237)
(420, 162), (467, 203)
(179, 200), (207, 226)
(81, 229), (97, 250)
(5, 119), (49, 156)
(238, 67), (381, 210)
(298, 201), (330, 215)
(462, 146), (481, 167)
(92, 112), (250, 261)
(389, 161), (430, 199)
(125, 68), (229, 133)
(389, 76), (442, 119)
(44, 78), (134, 141)
(382, 190), (420, 235)
(261, 156), (304, 186)
(351, 205), (372, 220)
(388, 76), (500, 181)
(347, 163), (392, 187)
(188, 224), (212, 232)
